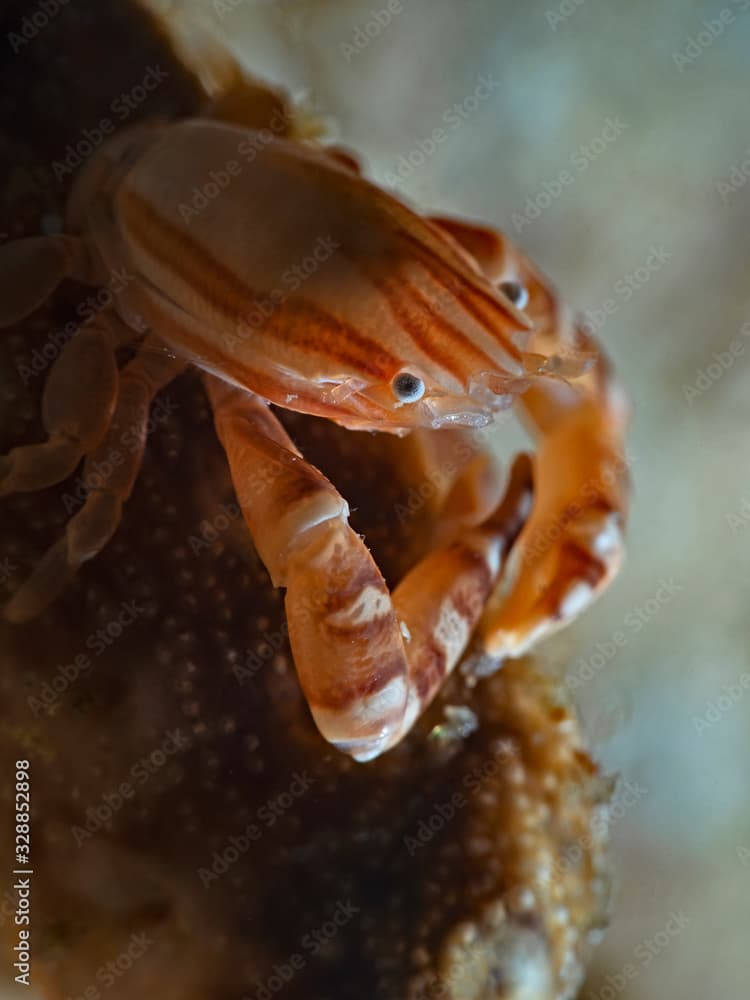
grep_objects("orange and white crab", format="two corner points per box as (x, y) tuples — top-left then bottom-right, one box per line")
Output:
(0, 48), (629, 761)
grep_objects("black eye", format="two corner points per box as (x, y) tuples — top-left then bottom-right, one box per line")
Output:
(391, 371), (425, 403)
(500, 279), (529, 310)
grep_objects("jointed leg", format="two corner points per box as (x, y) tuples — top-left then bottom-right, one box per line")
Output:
(0, 234), (104, 328)
(0, 313), (119, 496)
(431, 217), (631, 659)
(204, 375), (532, 761)
(3, 339), (184, 623)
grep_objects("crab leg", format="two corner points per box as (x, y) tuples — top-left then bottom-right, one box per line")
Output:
(0, 235), (104, 328)
(204, 374), (532, 761)
(0, 312), (119, 496)
(3, 339), (183, 623)
(431, 218), (631, 659)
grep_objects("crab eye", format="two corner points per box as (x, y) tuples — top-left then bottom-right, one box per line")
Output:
(499, 279), (529, 311)
(391, 371), (425, 404)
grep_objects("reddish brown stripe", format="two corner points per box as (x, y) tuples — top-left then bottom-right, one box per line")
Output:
(400, 277), (502, 373)
(559, 541), (607, 590)
(318, 561), (389, 617)
(276, 465), (331, 509)
(450, 577), (489, 625)
(121, 190), (398, 379)
(415, 250), (524, 363)
(324, 609), (397, 643)
(414, 639), (448, 701)
(271, 299), (395, 378)
(138, 282), (330, 411)
(310, 650), (406, 710)
(138, 270), (392, 424)
(443, 543), (494, 600)
(357, 652), (406, 699)
(400, 228), (525, 345)
(368, 271), (465, 381)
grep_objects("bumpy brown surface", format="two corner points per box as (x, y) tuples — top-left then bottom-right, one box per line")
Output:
(0, 3), (611, 997)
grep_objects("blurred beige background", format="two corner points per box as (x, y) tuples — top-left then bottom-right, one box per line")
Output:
(135, 0), (749, 996)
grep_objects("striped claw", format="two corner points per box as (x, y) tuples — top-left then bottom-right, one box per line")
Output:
(206, 374), (534, 759)
(429, 218), (631, 663)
